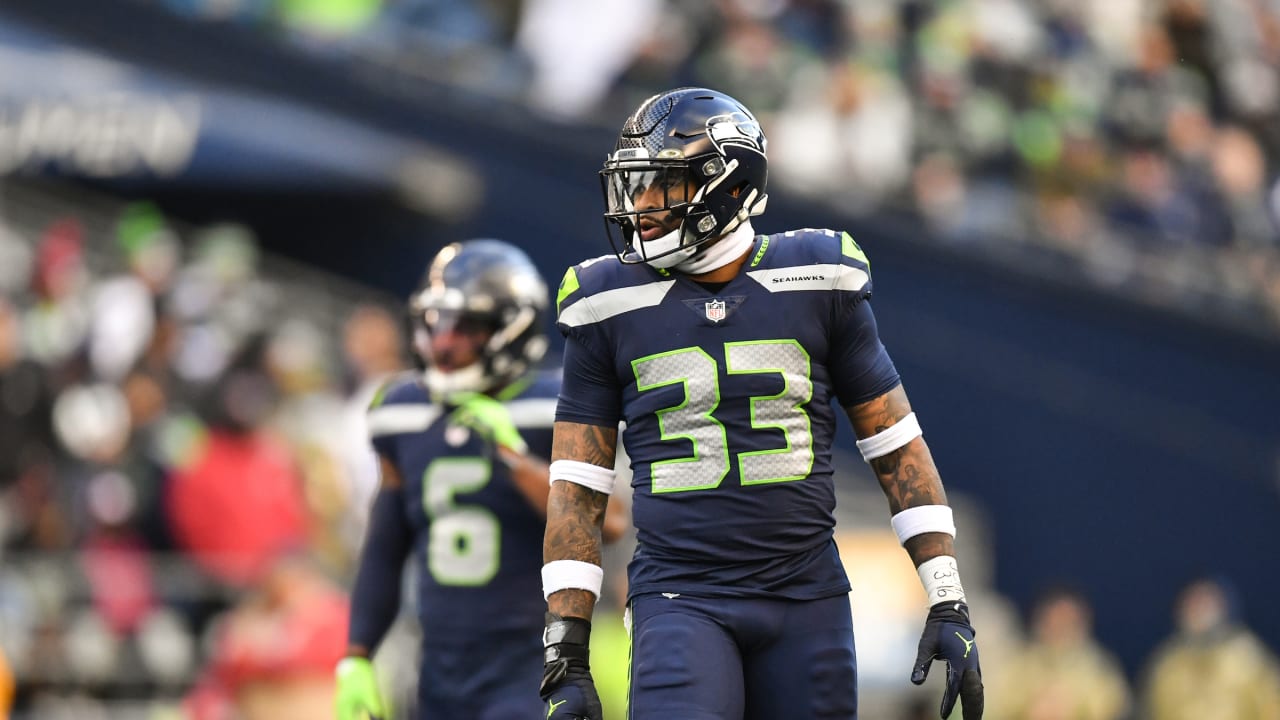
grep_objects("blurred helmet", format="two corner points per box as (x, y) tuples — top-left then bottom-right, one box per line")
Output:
(409, 239), (549, 398)
(601, 87), (768, 268)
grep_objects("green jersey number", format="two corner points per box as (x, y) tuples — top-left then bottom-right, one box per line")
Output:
(421, 457), (500, 586)
(632, 339), (814, 493)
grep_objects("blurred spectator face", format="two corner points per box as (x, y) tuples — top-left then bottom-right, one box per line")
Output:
(130, 232), (181, 293)
(1123, 148), (1173, 203)
(1176, 579), (1229, 636)
(341, 304), (402, 381)
(1032, 592), (1092, 649)
(828, 62), (862, 116)
(1166, 103), (1214, 162)
(1211, 127), (1265, 197)
(266, 319), (329, 395)
(118, 202), (181, 292)
(217, 368), (277, 432)
(912, 152), (966, 228)
(34, 218), (87, 300)
(1138, 24), (1175, 75)
(1037, 192), (1095, 250)
(123, 371), (167, 429)
(193, 223), (259, 287)
(0, 298), (20, 368)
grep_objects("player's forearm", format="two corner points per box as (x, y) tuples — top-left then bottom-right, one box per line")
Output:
(874, 439), (957, 566)
(347, 489), (412, 654)
(501, 445), (553, 515)
(544, 480), (610, 620)
(848, 385), (955, 566)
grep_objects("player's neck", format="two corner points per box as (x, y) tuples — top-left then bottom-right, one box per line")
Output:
(684, 245), (752, 284)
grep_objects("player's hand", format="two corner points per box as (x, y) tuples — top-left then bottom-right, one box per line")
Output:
(334, 656), (387, 720)
(541, 615), (603, 720)
(912, 601), (984, 719)
(448, 391), (527, 454)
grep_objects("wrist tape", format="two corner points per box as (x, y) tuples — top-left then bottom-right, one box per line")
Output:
(918, 555), (967, 606)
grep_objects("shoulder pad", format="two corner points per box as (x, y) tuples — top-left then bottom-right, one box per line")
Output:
(366, 372), (439, 439)
(556, 255), (677, 330)
(366, 370), (426, 410)
(746, 228), (871, 295)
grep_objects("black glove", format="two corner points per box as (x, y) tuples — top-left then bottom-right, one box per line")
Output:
(912, 601), (984, 719)
(541, 614), (603, 720)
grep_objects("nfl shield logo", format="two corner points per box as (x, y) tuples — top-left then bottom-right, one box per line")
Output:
(705, 299), (727, 323)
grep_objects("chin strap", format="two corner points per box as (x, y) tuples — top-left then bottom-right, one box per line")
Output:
(642, 220), (756, 274)
(424, 363), (488, 400)
(672, 220), (756, 275)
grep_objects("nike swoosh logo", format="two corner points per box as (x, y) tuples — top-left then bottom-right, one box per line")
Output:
(548, 698), (566, 718)
(955, 631), (975, 658)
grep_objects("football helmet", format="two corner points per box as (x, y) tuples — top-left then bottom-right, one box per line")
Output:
(409, 239), (549, 398)
(601, 87), (768, 268)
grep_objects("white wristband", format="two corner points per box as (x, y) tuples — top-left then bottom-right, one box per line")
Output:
(917, 555), (967, 606)
(890, 505), (956, 545)
(856, 412), (922, 461)
(541, 560), (603, 601)
(550, 459), (617, 495)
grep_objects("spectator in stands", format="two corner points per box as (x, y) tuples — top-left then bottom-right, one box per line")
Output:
(165, 338), (308, 589)
(0, 297), (54, 493)
(1140, 576), (1280, 720)
(997, 585), (1131, 720)
(186, 556), (349, 720)
(336, 303), (406, 556)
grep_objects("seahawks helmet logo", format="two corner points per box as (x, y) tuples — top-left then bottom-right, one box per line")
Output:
(706, 112), (765, 154)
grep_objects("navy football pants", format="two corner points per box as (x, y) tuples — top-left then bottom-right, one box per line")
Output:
(628, 592), (858, 719)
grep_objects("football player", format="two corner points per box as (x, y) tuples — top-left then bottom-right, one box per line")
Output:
(539, 88), (985, 719)
(334, 239), (624, 720)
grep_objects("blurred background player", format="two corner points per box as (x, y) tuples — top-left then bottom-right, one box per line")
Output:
(539, 87), (983, 720)
(334, 239), (625, 720)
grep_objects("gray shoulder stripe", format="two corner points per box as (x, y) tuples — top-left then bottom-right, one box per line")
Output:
(506, 398), (558, 428)
(368, 404), (441, 437)
(559, 280), (676, 327)
(746, 264), (868, 293)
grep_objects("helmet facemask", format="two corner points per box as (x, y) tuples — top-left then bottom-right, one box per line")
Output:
(409, 240), (549, 401)
(601, 89), (768, 269)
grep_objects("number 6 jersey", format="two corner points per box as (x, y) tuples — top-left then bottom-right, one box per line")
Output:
(556, 228), (900, 601)
(367, 371), (559, 639)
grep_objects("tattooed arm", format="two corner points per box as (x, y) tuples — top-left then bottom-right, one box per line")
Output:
(845, 383), (954, 567)
(544, 420), (617, 622)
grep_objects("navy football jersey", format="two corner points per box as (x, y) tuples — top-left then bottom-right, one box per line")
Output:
(367, 370), (558, 640)
(556, 228), (900, 601)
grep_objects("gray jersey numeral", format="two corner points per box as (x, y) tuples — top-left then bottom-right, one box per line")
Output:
(632, 339), (814, 493)
(422, 457), (500, 585)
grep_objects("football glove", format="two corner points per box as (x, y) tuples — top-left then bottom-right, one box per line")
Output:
(334, 656), (387, 720)
(912, 601), (984, 719)
(541, 614), (603, 720)
(447, 391), (527, 454)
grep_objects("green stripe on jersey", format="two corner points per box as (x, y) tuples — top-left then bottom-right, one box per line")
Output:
(841, 232), (869, 271)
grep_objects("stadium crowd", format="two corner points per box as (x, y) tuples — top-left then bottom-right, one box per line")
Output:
(0, 187), (407, 718)
(155, 0), (1280, 335)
